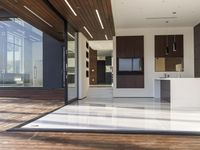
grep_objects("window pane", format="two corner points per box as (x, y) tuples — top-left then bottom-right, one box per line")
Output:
(132, 58), (142, 71)
(0, 18), (43, 87)
(7, 51), (13, 73)
(7, 34), (14, 43)
(15, 38), (22, 46)
(118, 58), (132, 71)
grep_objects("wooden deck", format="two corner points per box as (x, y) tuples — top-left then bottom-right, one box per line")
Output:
(0, 98), (200, 150)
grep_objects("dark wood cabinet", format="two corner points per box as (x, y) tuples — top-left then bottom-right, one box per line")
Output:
(135, 75), (144, 88)
(160, 80), (170, 102)
(155, 35), (183, 58)
(194, 23), (200, 77)
(117, 75), (144, 88)
(116, 36), (144, 88)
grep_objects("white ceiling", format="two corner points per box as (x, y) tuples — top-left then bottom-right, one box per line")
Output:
(111, 0), (200, 28)
(88, 40), (113, 51)
(97, 50), (113, 57)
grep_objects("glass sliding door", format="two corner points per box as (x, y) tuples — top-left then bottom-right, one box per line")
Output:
(67, 25), (78, 102)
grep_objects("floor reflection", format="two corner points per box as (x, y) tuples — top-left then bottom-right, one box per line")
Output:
(21, 98), (200, 132)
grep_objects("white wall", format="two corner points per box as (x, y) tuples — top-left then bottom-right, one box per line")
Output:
(113, 27), (194, 97)
(78, 32), (89, 99)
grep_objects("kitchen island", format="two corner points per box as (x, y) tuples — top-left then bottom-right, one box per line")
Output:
(155, 78), (200, 109)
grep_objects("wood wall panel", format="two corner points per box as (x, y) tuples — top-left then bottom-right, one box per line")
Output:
(134, 36), (144, 57)
(89, 48), (97, 85)
(117, 36), (144, 58)
(175, 35), (184, 57)
(155, 35), (167, 57)
(194, 23), (200, 77)
(155, 35), (183, 58)
(116, 36), (144, 88)
(117, 75), (135, 88)
(117, 75), (144, 88)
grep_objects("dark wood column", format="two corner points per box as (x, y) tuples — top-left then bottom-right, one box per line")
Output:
(89, 48), (97, 85)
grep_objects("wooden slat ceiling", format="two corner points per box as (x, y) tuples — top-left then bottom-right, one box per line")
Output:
(0, 0), (64, 41)
(49, 0), (115, 40)
(0, 0), (115, 41)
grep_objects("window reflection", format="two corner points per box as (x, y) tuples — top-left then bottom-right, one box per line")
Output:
(155, 57), (184, 72)
(0, 18), (43, 87)
(67, 25), (77, 100)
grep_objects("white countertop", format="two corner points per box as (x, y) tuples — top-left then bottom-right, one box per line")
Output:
(154, 77), (200, 109)
(155, 78), (200, 81)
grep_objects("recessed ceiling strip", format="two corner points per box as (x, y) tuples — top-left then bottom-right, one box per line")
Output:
(24, 6), (53, 28)
(64, 0), (77, 16)
(95, 9), (104, 29)
(105, 34), (108, 40)
(83, 26), (93, 39)
(68, 32), (75, 39)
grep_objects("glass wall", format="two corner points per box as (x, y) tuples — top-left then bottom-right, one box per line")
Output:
(67, 25), (78, 101)
(0, 18), (43, 87)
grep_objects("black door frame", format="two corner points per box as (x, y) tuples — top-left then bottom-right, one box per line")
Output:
(66, 26), (79, 104)
(44, 0), (79, 105)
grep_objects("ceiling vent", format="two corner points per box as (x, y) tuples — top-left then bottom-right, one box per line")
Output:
(146, 17), (177, 20)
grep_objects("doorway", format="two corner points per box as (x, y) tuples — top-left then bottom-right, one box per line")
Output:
(89, 49), (113, 87)
(88, 48), (113, 98)
(97, 60), (106, 84)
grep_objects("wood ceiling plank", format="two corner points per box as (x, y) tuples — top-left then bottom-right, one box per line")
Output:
(0, 0), (65, 41)
(0, 0), (115, 41)
(49, 0), (115, 40)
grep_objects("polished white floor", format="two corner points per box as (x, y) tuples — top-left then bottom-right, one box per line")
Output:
(22, 98), (200, 133)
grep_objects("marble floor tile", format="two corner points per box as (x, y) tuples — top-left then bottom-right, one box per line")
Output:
(21, 98), (200, 133)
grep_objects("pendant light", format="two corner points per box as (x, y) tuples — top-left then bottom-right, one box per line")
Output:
(166, 35), (169, 55)
(173, 35), (177, 52)
(165, 21), (169, 55)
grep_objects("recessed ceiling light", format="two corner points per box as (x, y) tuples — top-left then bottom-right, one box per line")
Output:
(64, 0), (77, 16)
(105, 34), (108, 40)
(95, 9), (104, 29)
(24, 6), (53, 28)
(68, 32), (75, 39)
(83, 26), (93, 39)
